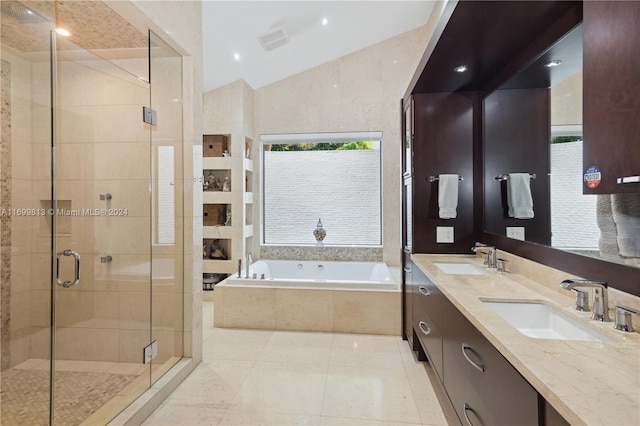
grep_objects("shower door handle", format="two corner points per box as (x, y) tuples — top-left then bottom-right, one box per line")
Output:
(56, 249), (81, 288)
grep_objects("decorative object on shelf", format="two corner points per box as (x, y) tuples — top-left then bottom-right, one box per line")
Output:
(224, 207), (231, 226)
(313, 218), (327, 245)
(209, 239), (227, 260)
(206, 171), (216, 190)
(203, 273), (215, 291)
(222, 176), (231, 192)
(223, 149), (230, 157)
(203, 242), (208, 259)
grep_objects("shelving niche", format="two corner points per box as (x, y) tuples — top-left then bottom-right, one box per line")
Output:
(201, 133), (254, 294)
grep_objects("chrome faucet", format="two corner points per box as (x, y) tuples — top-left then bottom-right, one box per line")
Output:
(560, 279), (610, 322)
(245, 252), (253, 278)
(613, 305), (640, 332)
(471, 244), (496, 268)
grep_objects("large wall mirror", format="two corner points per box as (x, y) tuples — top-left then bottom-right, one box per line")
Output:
(483, 22), (640, 273)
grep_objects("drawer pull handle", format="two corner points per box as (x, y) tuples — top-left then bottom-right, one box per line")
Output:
(617, 175), (640, 184)
(418, 286), (430, 296)
(463, 403), (477, 426)
(418, 321), (431, 336)
(403, 266), (412, 273)
(461, 343), (484, 372)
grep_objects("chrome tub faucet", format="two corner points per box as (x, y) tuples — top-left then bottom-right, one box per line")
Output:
(245, 252), (253, 278)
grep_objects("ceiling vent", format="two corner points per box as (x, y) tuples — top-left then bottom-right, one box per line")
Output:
(0, 1), (48, 23)
(258, 26), (289, 51)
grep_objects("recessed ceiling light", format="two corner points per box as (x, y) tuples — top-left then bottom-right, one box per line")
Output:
(233, 53), (240, 61)
(454, 65), (468, 73)
(55, 28), (71, 37)
(544, 59), (562, 68)
(321, 17), (328, 26)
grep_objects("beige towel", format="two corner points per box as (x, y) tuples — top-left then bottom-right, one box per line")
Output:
(438, 174), (459, 219)
(507, 173), (534, 219)
(596, 194), (619, 256)
(611, 193), (640, 257)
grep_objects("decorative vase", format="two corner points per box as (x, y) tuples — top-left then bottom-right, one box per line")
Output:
(313, 218), (327, 245)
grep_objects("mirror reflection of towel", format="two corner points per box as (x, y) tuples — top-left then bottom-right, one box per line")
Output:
(611, 193), (640, 257)
(597, 194), (619, 256)
(507, 173), (534, 219)
(438, 174), (459, 219)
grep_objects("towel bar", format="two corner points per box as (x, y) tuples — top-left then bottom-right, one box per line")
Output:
(495, 173), (536, 181)
(428, 175), (464, 182)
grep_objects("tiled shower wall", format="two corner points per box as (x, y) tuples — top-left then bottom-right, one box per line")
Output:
(1, 58), (13, 369)
(1, 51), (38, 370)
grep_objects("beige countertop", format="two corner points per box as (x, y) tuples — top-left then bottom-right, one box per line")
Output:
(411, 253), (640, 426)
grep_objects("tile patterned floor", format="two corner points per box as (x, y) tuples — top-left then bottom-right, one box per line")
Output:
(143, 302), (456, 426)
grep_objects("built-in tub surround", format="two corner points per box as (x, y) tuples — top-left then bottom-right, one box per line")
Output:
(412, 253), (639, 425)
(214, 260), (401, 335)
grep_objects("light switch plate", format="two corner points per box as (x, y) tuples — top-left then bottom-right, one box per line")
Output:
(506, 226), (525, 241)
(436, 226), (454, 243)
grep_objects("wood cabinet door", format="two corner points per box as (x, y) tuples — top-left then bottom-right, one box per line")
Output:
(442, 297), (539, 426)
(583, 0), (640, 194)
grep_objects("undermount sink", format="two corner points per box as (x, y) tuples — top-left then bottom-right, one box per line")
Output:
(483, 300), (611, 342)
(434, 262), (486, 275)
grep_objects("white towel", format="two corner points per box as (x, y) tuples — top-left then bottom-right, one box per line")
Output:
(507, 173), (534, 219)
(438, 174), (459, 219)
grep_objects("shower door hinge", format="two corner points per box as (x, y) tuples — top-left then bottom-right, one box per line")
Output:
(143, 106), (157, 126)
(143, 340), (158, 364)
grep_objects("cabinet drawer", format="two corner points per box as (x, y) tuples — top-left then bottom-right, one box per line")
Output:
(412, 265), (445, 325)
(412, 301), (443, 381)
(442, 298), (538, 426)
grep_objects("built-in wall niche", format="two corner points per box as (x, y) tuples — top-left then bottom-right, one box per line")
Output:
(245, 169), (253, 193)
(245, 235), (254, 259)
(39, 200), (71, 235)
(203, 204), (230, 226)
(245, 137), (253, 160)
(203, 238), (231, 260)
(203, 134), (230, 157)
(203, 169), (232, 192)
(245, 204), (253, 226)
(203, 272), (228, 291)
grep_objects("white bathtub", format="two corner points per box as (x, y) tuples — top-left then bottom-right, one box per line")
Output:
(227, 259), (397, 290)
(214, 259), (400, 335)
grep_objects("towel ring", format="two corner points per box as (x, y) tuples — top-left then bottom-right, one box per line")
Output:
(495, 173), (536, 182)
(428, 175), (464, 182)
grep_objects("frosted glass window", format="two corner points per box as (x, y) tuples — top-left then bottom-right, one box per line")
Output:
(262, 132), (382, 246)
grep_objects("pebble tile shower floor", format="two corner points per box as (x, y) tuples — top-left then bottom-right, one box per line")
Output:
(1, 368), (137, 425)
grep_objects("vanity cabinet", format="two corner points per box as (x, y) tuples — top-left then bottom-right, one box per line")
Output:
(403, 252), (414, 346)
(583, 0), (640, 194)
(411, 265), (444, 381)
(408, 261), (544, 426)
(441, 297), (539, 426)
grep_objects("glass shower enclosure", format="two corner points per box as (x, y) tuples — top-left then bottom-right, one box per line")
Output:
(0, 1), (184, 424)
